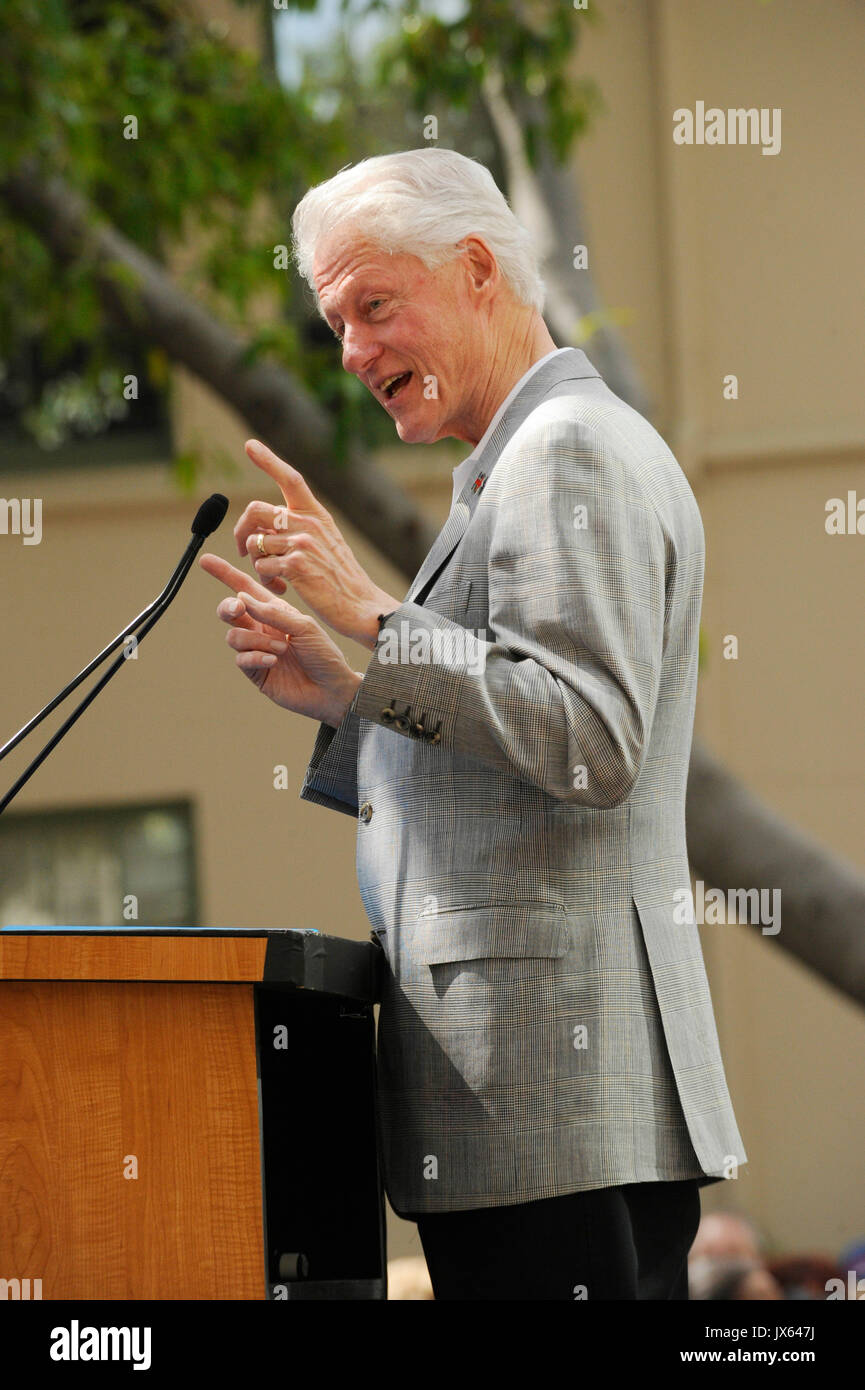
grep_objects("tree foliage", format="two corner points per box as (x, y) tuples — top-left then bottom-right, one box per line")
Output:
(1, 0), (348, 456)
(0, 0), (602, 466)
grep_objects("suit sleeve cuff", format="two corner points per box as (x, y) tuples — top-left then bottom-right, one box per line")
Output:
(353, 600), (471, 744)
(298, 698), (362, 817)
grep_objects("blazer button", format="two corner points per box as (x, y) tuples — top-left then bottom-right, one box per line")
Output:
(359, 801), (373, 823)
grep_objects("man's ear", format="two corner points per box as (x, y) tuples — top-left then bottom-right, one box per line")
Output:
(457, 236), (500, 298)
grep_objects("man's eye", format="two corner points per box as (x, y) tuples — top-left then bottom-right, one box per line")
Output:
(367, 299), (385, 312)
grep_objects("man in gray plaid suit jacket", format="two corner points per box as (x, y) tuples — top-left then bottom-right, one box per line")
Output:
(201, 148), (746, 1299)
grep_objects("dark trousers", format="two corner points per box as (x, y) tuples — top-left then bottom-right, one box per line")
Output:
(410, 1178), (701, 1300)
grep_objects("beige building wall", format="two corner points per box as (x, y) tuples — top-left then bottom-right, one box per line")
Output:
(1, 0), (863, 1274)
(574, 0), (865, 1260)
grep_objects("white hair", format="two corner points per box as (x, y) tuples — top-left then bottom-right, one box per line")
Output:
(291, 147), (545, 313)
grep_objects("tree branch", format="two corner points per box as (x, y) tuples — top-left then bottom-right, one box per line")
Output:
(0, 158), (439, 577)
(480, 70), (650, 416)
(687, 743), (865, 1003)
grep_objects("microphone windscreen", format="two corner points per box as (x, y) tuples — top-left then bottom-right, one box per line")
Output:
(191, 493), (229, 538)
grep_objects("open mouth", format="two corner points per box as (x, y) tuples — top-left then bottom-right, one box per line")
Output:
(382, 371), (412, 401)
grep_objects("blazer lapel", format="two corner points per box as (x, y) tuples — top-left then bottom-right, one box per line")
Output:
(405, 348), (600, 604)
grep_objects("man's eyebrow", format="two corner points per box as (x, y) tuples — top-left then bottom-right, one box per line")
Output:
(320, 271), (394, 319)
(317, 279), (356, 328)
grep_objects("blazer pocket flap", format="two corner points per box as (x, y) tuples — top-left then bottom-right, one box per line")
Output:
(412, 902), (571, 964)
(424, 577), (473, 615)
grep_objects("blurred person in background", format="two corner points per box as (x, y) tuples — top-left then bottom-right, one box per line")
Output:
(766, 1254), (847, 1300)
(689, 1256), (783, 1300)
(689, 1210), (763, 1264)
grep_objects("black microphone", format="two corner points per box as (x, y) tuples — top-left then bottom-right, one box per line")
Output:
(191, 493), (230, 538)
(0, 493), (229, 815)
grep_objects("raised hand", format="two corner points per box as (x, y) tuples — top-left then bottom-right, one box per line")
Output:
(198, 553), (362, 729)
(234, 439), (400, 649)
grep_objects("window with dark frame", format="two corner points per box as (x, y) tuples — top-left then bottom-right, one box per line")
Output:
(0, 801), (198, 928)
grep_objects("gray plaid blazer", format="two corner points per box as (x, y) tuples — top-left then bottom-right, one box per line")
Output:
(300, 347), (746, 1216)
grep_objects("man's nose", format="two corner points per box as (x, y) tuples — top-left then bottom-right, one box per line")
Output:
(341, 325), (381, 376)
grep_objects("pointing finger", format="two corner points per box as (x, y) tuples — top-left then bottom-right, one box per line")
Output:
(198, 551), (281, 605)
(245, 439), (325, 518)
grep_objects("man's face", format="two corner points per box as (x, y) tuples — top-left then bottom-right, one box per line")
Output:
(312, 230), (484, 445)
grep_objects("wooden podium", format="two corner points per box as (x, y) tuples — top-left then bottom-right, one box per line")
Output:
(0, 928), (386, 1300)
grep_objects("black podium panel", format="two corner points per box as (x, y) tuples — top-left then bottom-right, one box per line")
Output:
(256, 985), (386, 1300)
(255, 929), (386, 1300)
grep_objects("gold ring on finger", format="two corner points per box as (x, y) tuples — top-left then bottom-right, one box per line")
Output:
(256, 533), (267, 556)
